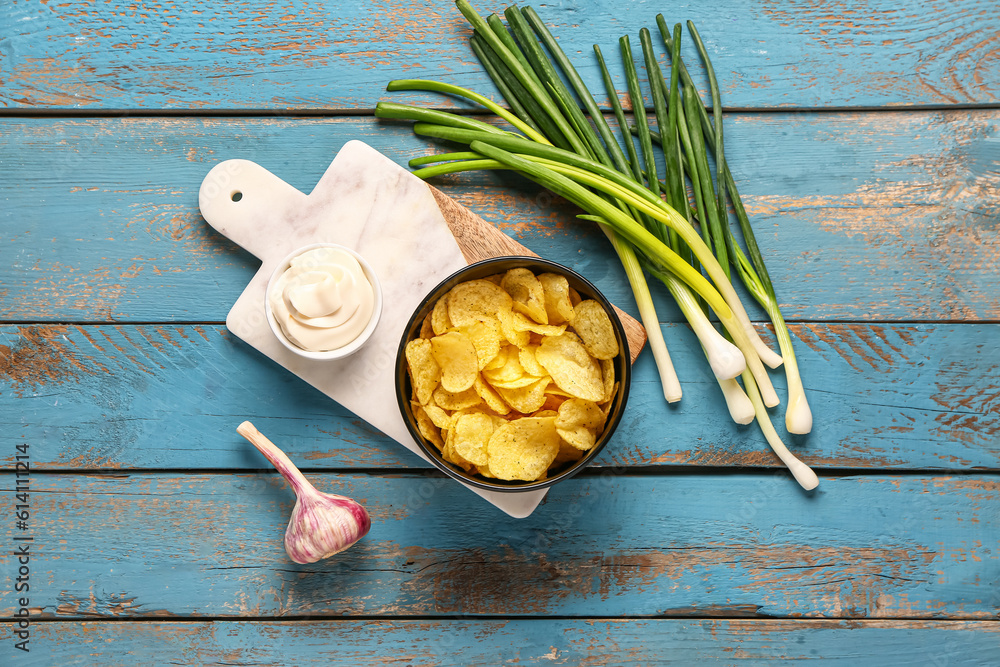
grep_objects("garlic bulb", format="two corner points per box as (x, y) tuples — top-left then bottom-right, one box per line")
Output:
(237, 421), (371, 563)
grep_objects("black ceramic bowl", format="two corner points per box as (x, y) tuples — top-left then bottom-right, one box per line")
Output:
(395, 256), (632, 492)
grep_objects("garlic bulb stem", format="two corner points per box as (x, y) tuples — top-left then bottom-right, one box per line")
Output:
(237, 421), (311, 496)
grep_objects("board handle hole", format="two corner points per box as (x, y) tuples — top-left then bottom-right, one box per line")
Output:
(231, 191), (243, 202)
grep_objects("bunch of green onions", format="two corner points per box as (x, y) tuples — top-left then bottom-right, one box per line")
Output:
(376, 0), (817, 489)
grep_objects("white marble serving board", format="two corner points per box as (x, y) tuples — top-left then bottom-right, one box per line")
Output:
(199, 140), (547, 518)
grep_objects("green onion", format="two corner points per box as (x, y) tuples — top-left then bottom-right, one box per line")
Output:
(376, 1), (817, 488)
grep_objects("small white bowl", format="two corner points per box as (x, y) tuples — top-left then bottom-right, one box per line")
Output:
(264, 243), (383, 361)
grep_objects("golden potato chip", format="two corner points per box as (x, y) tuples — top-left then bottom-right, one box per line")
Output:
(572, 300), (620, 360)
(501, 268), (548, 324)
(452, 412), (494, 467)
(430, 331), (478, 392)
(600, 358), (616, 404)
(601, 383), (619, 416)
(507, 311), (567, 337)
(442, 427), (475, 472)
(518, 344), (547, 377)
(487, 416), (560, 481)
(535, 333), (605, 402)
(447, 279), (513, 327)
(483, 343), (513, 371)
(568, 286), (582, 306)
(419, 313), (434, 339)
(482, 349), (525, 385)
(474, 375), (511, 415)
(423, 403), (453, 430)
(495, 377), (551, 414)
(460, 317), (502, 370)
(538, 392), (567, 413)
(405, 338), (440, 406)
(432, 385), (483, 411)
(411, 401), (444, 450)
(431, 295), (453, 335)
(488, 375), (542, 390)
(537, 272), (575, 325)
(552, 437), (585, 467)
(496, 308), (530, 348)
(555, 398), (607, 450)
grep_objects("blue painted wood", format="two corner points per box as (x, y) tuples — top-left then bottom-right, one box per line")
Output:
(1, 619), (998, 665)
(1, 323), (997, 472)
(0, 473), (995, 619)
(0, 0), (996, 110)
(1, 112), (998, 322)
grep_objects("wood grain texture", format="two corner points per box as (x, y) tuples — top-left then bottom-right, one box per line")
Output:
(1, 323), (997, 472)
(0, 0), (997, 110)
(430, 185), (647, 362)
(1, 112), (998, 322)
(0, 473), (995, 620)
(1, 619), (998, 665)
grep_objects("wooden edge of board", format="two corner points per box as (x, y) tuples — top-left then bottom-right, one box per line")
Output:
(430, 185), (647, 364)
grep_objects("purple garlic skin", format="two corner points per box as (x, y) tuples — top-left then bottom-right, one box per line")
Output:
(285, 489), (372, 564)
(237, 421), (372, 564)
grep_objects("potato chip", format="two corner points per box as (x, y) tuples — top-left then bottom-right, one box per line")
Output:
(411, 401), (444, 450)
(452, 412), (493, 467)
(552, 437), (585, 467)
(432, 385), (483, 411)
(405, 338), (440, 406)
(535, 334), (605, 402)
(507, 310), (567, 337)
(501, 268), (548, 324)
(496, 308), (530, 348)
(601, 383), (619, 416)
(474, 375), (511, 415)
(488, 375), (542, 390)
(572, 300), (620, 360)
(430, 331), (478, 392)
(495, 377), (551, 414)
(538, 392), (566, 413)
(555, 398), (607, 450)
(518, 344), (547, 377)
(447, 279), (513, 327)
(423, 403), (453, 430)
(431, 295), (453, 335)
(460, 317), (502, 370)
(482, 349), (525, 385)
(600, 358), (616, 404)
(483, 343), (513, 371)
(442, 427), (475, 472)
(486, 416), (560, 481)
(419, 313), (434, 339)
(568, 286), (582, 306)
(537, 272), (575, 325)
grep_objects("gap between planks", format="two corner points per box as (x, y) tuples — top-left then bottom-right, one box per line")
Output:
(1, 102), (1000, 120)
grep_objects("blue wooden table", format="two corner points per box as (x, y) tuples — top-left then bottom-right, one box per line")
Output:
(1, 1), (998, 663)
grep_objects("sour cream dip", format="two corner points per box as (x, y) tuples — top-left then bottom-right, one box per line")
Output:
(267, 245), (379, 355)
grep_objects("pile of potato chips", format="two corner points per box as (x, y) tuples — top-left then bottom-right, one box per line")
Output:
(404, 267), (621, 483)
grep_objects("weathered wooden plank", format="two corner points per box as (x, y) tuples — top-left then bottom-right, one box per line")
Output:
(0, 473), (995, 619)
(1, 0), (997, 110)
(1, 323), (997, 472)
(1, 112), (997, 323)
(1, 619), (998, 665)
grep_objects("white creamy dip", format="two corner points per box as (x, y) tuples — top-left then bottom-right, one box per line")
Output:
(268, 246), (376, 352)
